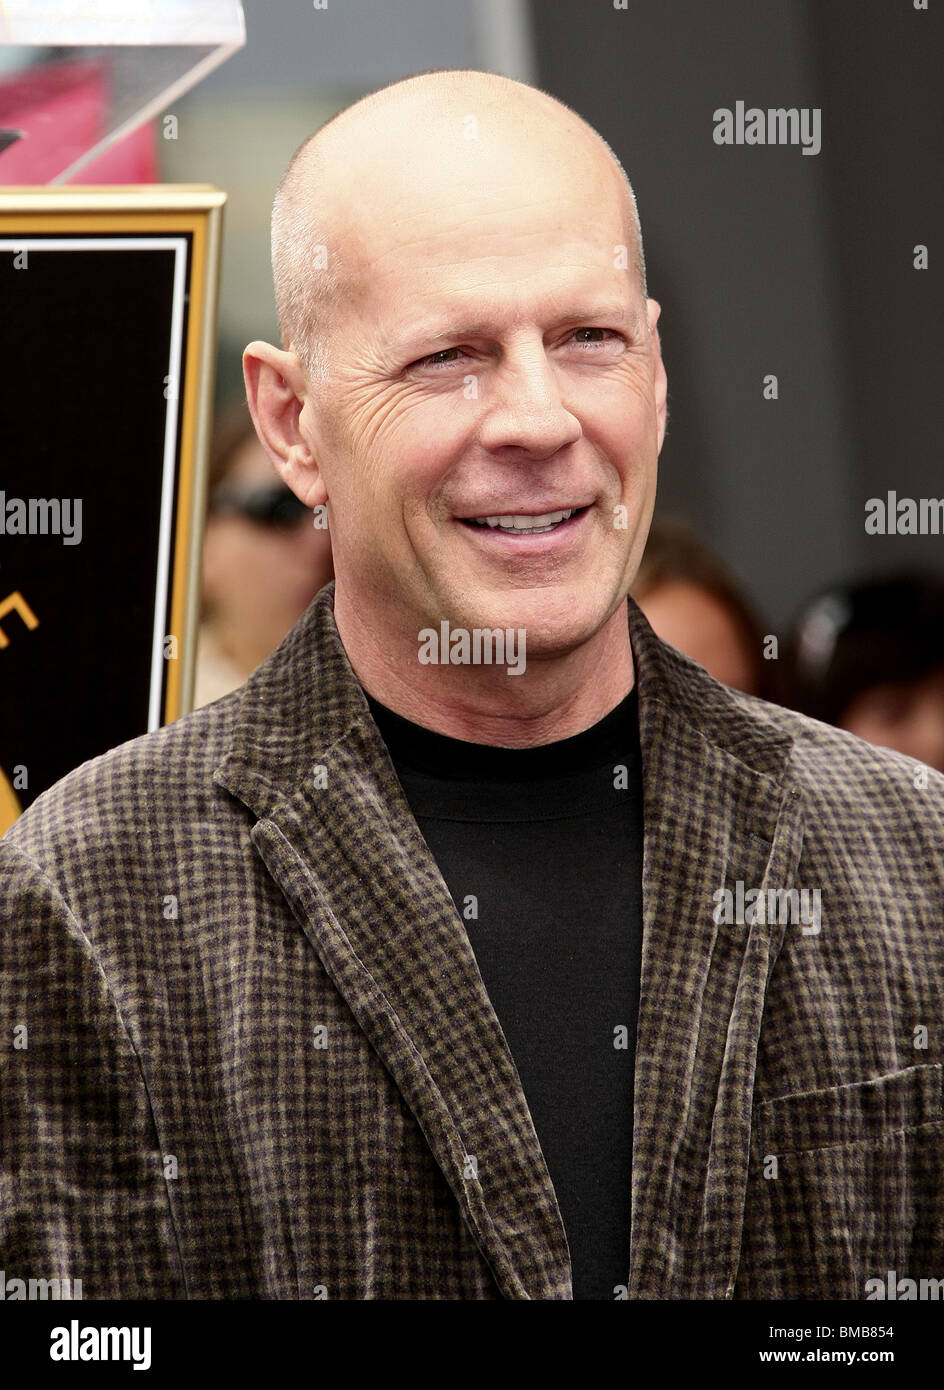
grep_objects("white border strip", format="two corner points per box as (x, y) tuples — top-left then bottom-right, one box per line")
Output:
(0, 236), (187, 731)
(0, 1), (246, 47)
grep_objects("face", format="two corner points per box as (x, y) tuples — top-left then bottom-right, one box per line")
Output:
(635, 580), (759, 694)
(840, 667), (944, 773)
(202, 435), (334, 671)
(289, 121), (667, 662)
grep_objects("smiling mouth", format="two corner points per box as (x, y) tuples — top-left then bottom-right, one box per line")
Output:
(459, 506), (589, 535)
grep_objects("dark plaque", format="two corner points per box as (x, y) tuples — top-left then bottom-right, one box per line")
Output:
(0, 187), (224, 828)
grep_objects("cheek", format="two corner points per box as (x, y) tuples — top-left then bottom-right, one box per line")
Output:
(221, 528), (294, 586)
(337, 398), (472, 528)
(204, 524), (257, 592)
(334, 376), (434, 470)
(575, 368), (658, 462)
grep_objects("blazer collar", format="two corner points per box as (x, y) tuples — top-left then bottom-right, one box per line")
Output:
(215, 584), (802, 1299)
(215, 583), (794, 812)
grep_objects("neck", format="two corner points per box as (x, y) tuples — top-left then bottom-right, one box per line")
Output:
(333, 591), (635, 748)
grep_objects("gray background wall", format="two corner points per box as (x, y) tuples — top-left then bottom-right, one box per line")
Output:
(533, 0), (942, 626)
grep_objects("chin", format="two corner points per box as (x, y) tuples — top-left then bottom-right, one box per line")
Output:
(459, 589), (614, 655)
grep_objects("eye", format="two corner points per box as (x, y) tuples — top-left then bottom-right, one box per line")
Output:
(570, 327), (622, 349)
(412, 346), (468, 370)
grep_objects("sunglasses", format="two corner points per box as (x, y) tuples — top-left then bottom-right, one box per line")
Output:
(209, 485), (311, 529)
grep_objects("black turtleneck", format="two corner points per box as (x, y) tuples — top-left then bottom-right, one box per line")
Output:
(365, 686), (645, 1300)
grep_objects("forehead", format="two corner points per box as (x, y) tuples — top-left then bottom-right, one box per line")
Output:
(336, 154), (635, 340)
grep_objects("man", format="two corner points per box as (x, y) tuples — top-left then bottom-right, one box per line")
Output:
(2, 69), (943, 1301)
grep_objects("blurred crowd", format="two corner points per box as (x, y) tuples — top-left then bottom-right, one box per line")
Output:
(195, 398), (333, 707)
(632, 518), (944, 773)
(196, 401), (944, 774)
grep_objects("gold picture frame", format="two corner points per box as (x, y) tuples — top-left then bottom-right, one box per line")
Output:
(0, 185), (225, 832)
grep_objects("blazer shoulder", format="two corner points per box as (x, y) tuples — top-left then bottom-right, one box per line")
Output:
(1, 686), (247, 877)
(721, 682), (944, 824)
(649, 633), (944, 814)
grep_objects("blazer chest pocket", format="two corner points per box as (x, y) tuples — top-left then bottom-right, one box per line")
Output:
(740, 1064), (944, 1299)
(755, 1062), (944, 1154)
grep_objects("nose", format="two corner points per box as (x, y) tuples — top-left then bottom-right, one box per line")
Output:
(477, 339), (582, 459)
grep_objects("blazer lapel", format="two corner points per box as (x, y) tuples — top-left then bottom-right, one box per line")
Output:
(626, 600), (804, 1297)
(214, 585), (571, 1299)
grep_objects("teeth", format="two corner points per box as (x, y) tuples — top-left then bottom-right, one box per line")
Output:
(471, 508), (576, 532)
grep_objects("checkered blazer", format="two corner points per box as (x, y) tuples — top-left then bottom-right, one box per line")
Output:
(2, 585), (943, 1299)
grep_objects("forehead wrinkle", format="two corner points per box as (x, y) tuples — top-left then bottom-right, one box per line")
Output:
(359, 209), (614, 283)
(364, 227), (630, 295)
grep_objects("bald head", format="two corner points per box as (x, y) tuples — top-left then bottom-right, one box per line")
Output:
(270, 69), (647, 384)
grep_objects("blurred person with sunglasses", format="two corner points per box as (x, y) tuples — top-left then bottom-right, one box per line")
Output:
(630, 516), (780, 701)
(787, 572), (944, 774)
(195, 399), (334, 707)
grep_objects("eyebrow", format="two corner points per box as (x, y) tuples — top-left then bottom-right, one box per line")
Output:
(393, 302), (641, 355)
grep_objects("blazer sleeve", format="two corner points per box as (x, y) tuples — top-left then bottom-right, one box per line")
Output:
(0, 840), (186, 1298)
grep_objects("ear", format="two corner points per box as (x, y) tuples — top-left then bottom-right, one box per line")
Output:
(646, 299), (668, 454)
(242, 341), (327, 508)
